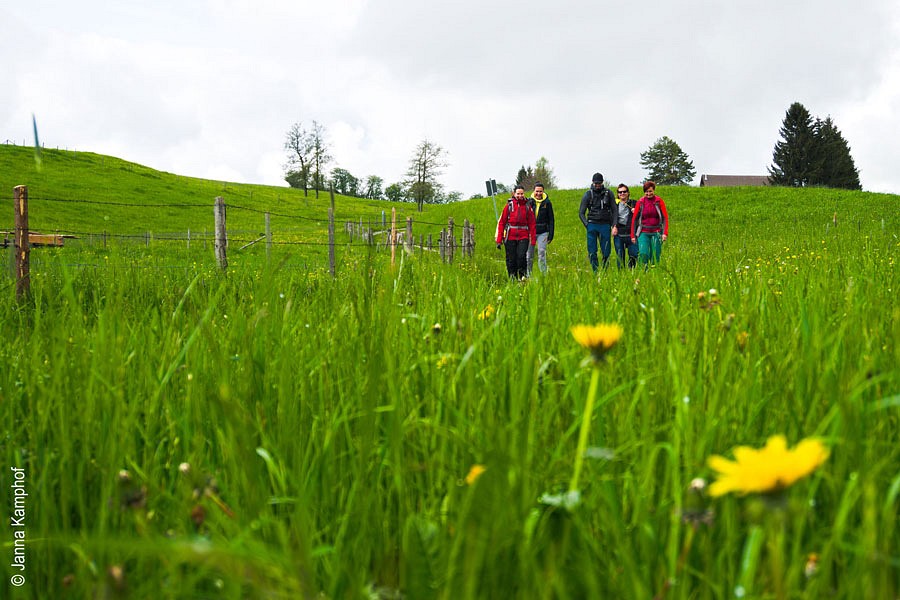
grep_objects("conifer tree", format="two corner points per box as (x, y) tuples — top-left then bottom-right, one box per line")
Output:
(812, 117), (861, 190)
(639, 136), (696, 185)
(768, 102), (816, 187)
(769, 103), (862, 189)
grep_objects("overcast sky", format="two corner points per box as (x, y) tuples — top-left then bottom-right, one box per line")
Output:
(3, 1), (899, 196)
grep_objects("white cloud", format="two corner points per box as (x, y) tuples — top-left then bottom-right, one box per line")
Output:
(2, 0), (899, 196)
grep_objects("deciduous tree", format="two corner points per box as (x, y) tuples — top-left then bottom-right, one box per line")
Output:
(364, 175), (384, 200)
(405, 139), (447, 212)
(534, 156), (557, 189)
(309, 121), (332, 199)
(330, 167), (360, 197)
(284, 122), (313, 195)
(385, 182), (407, 203)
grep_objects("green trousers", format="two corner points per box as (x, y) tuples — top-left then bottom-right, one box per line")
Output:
(637, 232), (663, 265)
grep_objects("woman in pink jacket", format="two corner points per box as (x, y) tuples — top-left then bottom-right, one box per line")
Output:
(495, 185), (537, 279)
(630, 180), (669, 266)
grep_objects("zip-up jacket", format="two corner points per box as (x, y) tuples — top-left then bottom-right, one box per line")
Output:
(496, 197), (537, 245)
(527, 195), (555, 241)
(615, 197), (636, 237)
(630, 195), (669, 239)
(579, 187), (616, 227)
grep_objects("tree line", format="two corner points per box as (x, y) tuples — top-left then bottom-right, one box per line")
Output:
(283, 122), (455, 212)
(283, 102), (861, 207)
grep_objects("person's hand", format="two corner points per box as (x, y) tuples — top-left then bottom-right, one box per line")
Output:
(631, 237), (636, 244)
(496, 242), (502, 250)
(612, 226), (618, 236)
(662, 234), (667, 242)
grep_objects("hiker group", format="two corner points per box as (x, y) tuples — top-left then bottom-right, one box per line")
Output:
(494, 173), (669, 279)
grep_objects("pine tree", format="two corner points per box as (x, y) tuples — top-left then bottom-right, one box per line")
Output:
(769, 103), (862, 189)
(639, 136), (696, 185)
(768, 102), (816, 187)
(812, 117), (861, 190)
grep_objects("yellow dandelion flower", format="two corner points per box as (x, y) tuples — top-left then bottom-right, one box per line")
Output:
(736, 331), (750, 351)
(570, 323), (623, 361)
(465, 464), (486, 485)
(477, 304), (495, 320)
(707, 435), (829, 497)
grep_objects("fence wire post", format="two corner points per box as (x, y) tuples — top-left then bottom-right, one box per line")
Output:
(265, 212), (271, 261)
(14, 185), (30, 301)
(448, 217), (455, 264)
(329, 186), (336, 277)
(214, 196), (227, 271)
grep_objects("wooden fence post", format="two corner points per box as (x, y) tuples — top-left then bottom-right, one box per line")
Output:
(214, 196), (227, 271)
(187, 228), (191, 250)
(390, 207), (397, 266)
(14, 185), (30, 301)
(447, 217), (455, 264)
(328, 186), (335, 277)
(406, 217), (413, 253)
(439, 230), (445, 262)
(265, 212), (271, 261)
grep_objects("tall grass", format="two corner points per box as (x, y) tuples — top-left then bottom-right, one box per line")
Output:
(1, 146), (898, 598)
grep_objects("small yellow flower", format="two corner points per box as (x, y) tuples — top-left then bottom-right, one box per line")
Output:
(570, 323), (623, 361)
(477, 304), (495, 320)
(707, 435), (829, 497)
(736, 331), (750, 351)
(465, 464), (486, 485)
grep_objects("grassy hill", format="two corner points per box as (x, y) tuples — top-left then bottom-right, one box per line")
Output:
(1, 143), (898, 599)
(2, 143), (897, 274)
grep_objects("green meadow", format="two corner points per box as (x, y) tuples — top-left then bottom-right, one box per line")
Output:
(1, 145), (898, 599)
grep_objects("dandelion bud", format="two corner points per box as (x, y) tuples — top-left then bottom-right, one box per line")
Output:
(178, 462), (191, 475)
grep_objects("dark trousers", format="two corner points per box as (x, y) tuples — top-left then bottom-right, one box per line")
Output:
(586, 222), (612, 271)
(504, 238), (530, 279)
(614, 235), (638, 269)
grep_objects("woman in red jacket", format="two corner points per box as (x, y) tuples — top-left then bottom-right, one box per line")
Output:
(495, 185), (537, 279)
(629, 180), (669, 266)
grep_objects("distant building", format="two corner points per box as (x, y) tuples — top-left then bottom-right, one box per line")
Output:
(700, 174), (770, 187)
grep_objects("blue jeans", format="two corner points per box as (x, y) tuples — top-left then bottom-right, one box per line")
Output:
(614, 235), (638, 269)
(586, 223), (611, 271)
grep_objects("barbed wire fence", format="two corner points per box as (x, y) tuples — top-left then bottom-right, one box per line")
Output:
(6, 185), (476, 300)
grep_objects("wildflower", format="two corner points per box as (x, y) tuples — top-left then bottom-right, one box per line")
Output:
(736, 331), (749, 351)
(707, 435), (829, 497)
(804, 553), (819, 578)
(436, 355), (451, 369)
(432, 323), (442, 334)
(570, 323), (623, 362)
(477, 304), (495, 320)
(465, 464), (486, 485)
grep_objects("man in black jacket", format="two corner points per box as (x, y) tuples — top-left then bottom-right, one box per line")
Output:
(578, 173), (616, 271)
(526, 182), (555, 274)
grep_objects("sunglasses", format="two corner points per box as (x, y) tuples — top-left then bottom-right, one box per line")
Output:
(617, 190), (628, 195)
